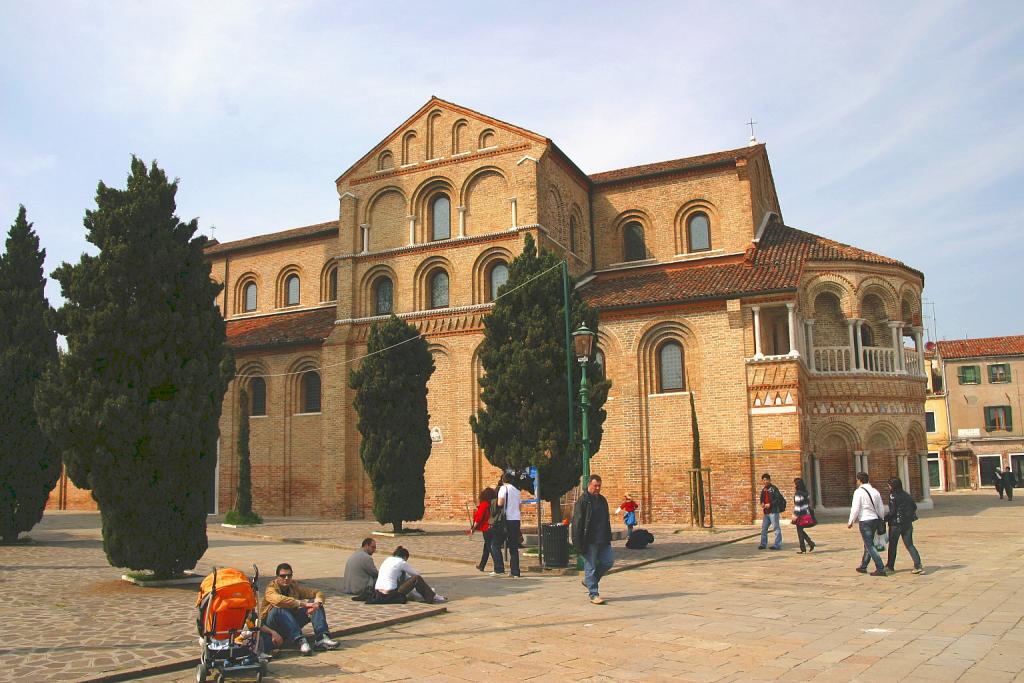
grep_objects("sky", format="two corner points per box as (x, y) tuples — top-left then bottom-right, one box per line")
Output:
(2, 1), (1022, 341)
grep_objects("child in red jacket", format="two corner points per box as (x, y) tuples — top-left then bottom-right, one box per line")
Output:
(615, 494), (639, 537)
(471, 487), (498, 572)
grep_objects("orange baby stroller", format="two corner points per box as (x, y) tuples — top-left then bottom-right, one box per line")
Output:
(195, 565), (267, 682)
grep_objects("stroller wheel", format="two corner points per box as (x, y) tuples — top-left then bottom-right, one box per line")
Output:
(255, 671), (264, 683)
(194, 662), (208, 683)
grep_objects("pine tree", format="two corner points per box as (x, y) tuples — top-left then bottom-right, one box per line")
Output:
(36, 158), (234, 577)
(349, 315), (434, 532)
(0, 206), (59, 543)
(225, 388), (261, 525)
(470, 234), (610, 520)
(690, 391), (707, 527)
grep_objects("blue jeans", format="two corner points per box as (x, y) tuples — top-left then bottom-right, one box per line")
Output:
(265, 605), (330, 643)
(886, 524), (922, 570)
(760, 512), (781, 548)
(582, 542), (614, 597)
(858, 521), (885, 572)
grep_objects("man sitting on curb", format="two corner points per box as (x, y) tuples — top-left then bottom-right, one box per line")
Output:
(260, 562), (340, 655)
(342, 538), (379, 594)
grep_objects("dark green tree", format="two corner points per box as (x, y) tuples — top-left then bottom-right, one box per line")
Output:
(36, 158), (234, 577)
(350, 315), (434, 532)
(224, 388), (261, 525)
(689, 391), (707, 527)
(470, 234), (610, 520)
(0, 206), (60, 543)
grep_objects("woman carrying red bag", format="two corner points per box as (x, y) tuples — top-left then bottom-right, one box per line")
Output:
(792, 478), (816, 554)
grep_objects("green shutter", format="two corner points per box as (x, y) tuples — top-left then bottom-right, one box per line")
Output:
(1008, 406), (1014, 432)
(984, 407), (994, 431)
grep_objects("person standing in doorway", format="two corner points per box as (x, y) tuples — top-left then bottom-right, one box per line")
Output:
(757, 473), (785, 550)
(1004, 466), (1016, 501)
(994, 466), (1004, 500)
(572, 474), (614, 604)
(847, 472), (887, 576)
(792, 478), (816, 554)
(884, 477), (923, 574)
(496, 472), (523, 578)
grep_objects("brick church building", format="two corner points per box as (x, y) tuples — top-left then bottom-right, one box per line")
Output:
(197, 97), (930, 525)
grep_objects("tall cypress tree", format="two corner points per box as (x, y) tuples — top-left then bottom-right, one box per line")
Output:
(350, 315), (434, 532)
(226, 388), (260, 525)
(37, 158), (234, 576)
(0, 206), (59, 543)
(470, 234), (610, 520)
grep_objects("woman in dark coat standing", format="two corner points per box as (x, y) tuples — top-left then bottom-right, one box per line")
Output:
(995, 467), (1004, 499)
(792, 478), (816, 554)
(1004, 466), (1016, 501)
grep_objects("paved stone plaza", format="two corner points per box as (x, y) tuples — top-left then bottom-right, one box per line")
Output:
(3, 491), (1022, 682)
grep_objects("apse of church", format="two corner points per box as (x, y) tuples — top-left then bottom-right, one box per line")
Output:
(199, 97), (928, 526)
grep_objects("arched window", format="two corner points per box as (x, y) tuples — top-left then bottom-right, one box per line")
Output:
(688, 212), (711, 252)
(285, 274), (300, 306)
(300, 371), (321, 413)
(327, 267), (338, 301)
(488, 262), (509, 301)
(374, 276), (393, 315)
(431, 194), (451, 240)
(479, 129), (495, 149)
(243, 282), (257, 312)
(624, 222), (646, 262)
(452, 120), (467, 154)
(429, 270), (449, 308)
(378, 150), (393, 171)
(657, 341), (685, 392)
(569, 215), (578, 253)
(249, 377), (267, 416)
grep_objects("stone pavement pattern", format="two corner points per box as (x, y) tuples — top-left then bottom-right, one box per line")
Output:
(0, 514), (442, 683)
(143, 492), (1024, 682)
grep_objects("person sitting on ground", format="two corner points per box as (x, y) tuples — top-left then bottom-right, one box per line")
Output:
(259, 562), (340, 655)
(373, 547), (446, 604)
(341, 537), (379, 594)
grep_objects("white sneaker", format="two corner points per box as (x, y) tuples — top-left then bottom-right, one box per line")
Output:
(488, 571), (504, 576)
(315, 635), (339, 650)
(433, 595), (447, 603)
(299, 638), (312, 656)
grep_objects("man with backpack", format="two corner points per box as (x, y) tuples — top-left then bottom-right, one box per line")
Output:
(757, 472), (786, 550)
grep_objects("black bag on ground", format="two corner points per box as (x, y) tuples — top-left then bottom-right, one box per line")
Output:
(625, 529), (654, 549)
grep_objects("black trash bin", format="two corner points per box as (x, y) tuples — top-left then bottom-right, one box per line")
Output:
(541, 523), (569, 568)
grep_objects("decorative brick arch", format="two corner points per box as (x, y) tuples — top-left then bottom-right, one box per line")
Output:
(613, 209), (653, 263)
(413, 255), (454, 310)
(320, 260), (339, 303)
(358, 264), (399, 317)
(635, 319), (702, 395)
(471, 246), (514, 304)
(906, 421), (926, 453)
(401, 130), (417, 165)
(865, 420), (905, 451)
(856, 278), (899, 320)
(594, 328), (624, 398)
(363, 185), (408, 224)
(233, 271), (262, 314)
(673, 198), (720, 255)
(451, 119), (469, 155)
(411, 175), (457, 243)
(285, 356), (321, 415)
(801, 272), (855, 316)
(377, 149), (394, 171)
(898, 283), (922, 325)
(461, 167), (509, 236)
(425, 109), (443, 159)
(811, 419), (863, 453)
(274, 264), (303, 308)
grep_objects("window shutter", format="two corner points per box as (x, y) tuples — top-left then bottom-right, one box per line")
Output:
(984, 407), (994, 432)
(1008, 406), (1014, 432)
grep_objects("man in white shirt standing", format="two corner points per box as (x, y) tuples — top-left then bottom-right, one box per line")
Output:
(497, 472), (523, 578)
(847, 472), (887, 576)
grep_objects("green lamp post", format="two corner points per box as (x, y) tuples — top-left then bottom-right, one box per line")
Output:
(572, 323), (596, 487)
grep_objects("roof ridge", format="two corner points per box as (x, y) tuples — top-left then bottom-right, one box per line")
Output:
(589, 144), (763, 183)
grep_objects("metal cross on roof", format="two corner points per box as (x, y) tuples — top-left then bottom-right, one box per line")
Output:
(747, 119), (758, 138)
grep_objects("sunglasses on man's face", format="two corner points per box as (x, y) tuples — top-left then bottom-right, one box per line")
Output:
(278, 573), (293, 579)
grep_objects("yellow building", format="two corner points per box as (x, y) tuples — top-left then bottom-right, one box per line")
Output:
(923, 350), (949, 490)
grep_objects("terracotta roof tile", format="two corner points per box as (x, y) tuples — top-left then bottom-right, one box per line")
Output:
(935, 336), (1024, 360)
(582, 221), (917, 310)
(226, 307), (336, 350)
(589, 145), (763, 185)
(205, 221), (338, 256)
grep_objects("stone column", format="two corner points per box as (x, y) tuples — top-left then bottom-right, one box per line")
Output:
(912, 327), (925, 376)
(360, 224), (369, 254)
(510, 197), (518, 228)
(805, 320), (816, 371)
(457, 205), (466, 238)
(847, 319), (859, 370)
(752, 305), (764, 358)
(919, 452), (932, 502)
(407, 215), (416, 246)
(786, 303), (799, 357)
(889, 321), (904, 373)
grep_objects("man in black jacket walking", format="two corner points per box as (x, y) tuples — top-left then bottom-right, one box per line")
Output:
(884, 477), (923, 574)
(1004, 466), (1016, 501)
(572, 474), (614, 605)
(758, 473), (786, 550)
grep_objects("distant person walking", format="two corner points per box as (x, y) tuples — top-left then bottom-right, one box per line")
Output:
(847, 472), (887, 577)
(572, 474), (614, 604)
(757, 473), (786, 550)
(1004, 466), (1016, 501)
(472, 487), (500, 572)
(792, 478), (816, 554)
(496, 473), (523, 578)
(994, 467), (1004, 500)
(884, 478), (923, 574)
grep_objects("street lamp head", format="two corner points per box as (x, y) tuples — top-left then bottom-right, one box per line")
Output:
(572, 323), (596, 363)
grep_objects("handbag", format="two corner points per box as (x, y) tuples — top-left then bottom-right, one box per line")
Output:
(488, 495), (507, 538)
(795, 513), (815, 528)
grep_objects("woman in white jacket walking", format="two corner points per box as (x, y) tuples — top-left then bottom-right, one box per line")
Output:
(847, 472), (887, 576)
